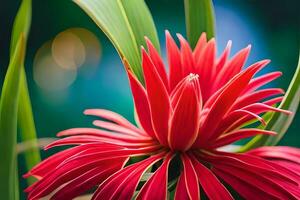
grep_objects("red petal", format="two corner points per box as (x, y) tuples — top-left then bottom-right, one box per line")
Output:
(136, 153), (174, 200)
(181, 154), (200, 200)
(190, 154), (233, 200)
(142, 49), (171, 146)
(248, 146), (300, 164)
(51, 165), (121, 200)
(213, 168), (275, 200)
(243, 71), (282, 94)
(166, 30), (183, 91)
(84, 109), (142, 134)
(92, 153), (165, 200)
(169, 74), (201, 151)
(211, 129), (276, 148)
(195, 38), (216, 101)
(174, 173), (190, 200)
(194, 60), (270, 147)
(232, 88), (284, 110)
(215, 45), (251, 88)
(127, 70), (156, 138)
(177, 33), (195, 75)
(92, 119), (144, 137)
(193, 32), (207, 63)
(145, 37), (169, 91)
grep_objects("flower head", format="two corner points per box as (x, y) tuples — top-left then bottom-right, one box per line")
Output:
(25, 32), (300, 200)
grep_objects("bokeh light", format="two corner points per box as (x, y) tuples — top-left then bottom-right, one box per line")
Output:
(52, 31), (86, 70)
(33, 28), (101, 91)
(33, 41), (77, 91)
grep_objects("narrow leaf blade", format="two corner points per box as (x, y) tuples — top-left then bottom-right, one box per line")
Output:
(10, 0), (41, 180)
(73, 0), (160, 82)
(0, 36), (25, 200)
(184, 0), (216, 49)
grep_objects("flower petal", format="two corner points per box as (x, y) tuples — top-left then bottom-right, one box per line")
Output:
(142, 48), (171, 146)
(136, 153), (173, 200)
(145, 37), (169, 91)
(194, 60), (270, 147)
(169, 74), (201, 151)
(127, 69), (156, 138)
(190, 154), (233, 200)
(211, 129), (276, 148)
(166, 30), (183, 91)
(180, 154), (200, 200)
(92, 153), (165, 200)
(174, 173), (190, 200)
(177, 33), (195, 76)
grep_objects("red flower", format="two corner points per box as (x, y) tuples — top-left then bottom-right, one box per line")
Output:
(25, 32), (300, 200)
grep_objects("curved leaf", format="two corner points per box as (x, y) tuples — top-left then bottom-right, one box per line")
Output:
(73, 0), (160, 83)
(184, 0), (216, 49)
(0, 35), (25, 200)
(10, 0), (41, 182)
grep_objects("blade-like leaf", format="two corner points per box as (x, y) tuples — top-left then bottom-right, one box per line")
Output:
(10, 0), (40, 182)
(0, 35), (25, 200)
(184, 0), (216, 49)
(73, 0), (160, 83)
(240, 52), (300, 151)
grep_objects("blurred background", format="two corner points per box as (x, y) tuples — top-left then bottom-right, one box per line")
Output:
(0, 0), (299, 197)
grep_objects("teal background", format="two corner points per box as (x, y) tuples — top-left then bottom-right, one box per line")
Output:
(0, 0), (299, 197)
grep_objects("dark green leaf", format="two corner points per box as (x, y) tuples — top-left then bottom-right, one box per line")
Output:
(10, 0), (40, 183)
(0, 35), (25, 200)
(184, 0), (216, 49)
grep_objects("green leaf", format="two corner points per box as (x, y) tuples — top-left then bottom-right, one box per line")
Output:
(10, 0), (40, 182)
(0, 35), (25, 200)
(240, 52), (300, 151)
(184, 0), (216, 49)
(73, 0), (160, 83)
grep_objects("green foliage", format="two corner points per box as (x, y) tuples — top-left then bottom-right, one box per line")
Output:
(0, 35), (25, 200)
(241, 52), (300, 151)
(74, 0), (160, 83)
(184, 0), (216, 49)
(10, 0), (40, 184)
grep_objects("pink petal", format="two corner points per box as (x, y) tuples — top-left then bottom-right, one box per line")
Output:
(248, 146), (300, 164)
(92, 152), (165, 200)
(51, 165), (122, 200)
(169, 74), (201, 151)
(211, 129), (276, 148)
(136, 153), (174, 200)
(142, 48), (171, 146)
(84, 109), (142, 134)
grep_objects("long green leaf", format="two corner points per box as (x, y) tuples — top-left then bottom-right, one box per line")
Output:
(0, 35), (25, 200)
(73, 0), (160, 83)
(240, 52), (300, 151)
(10, 0), (40, 180)
(184, 0), (216, 49)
